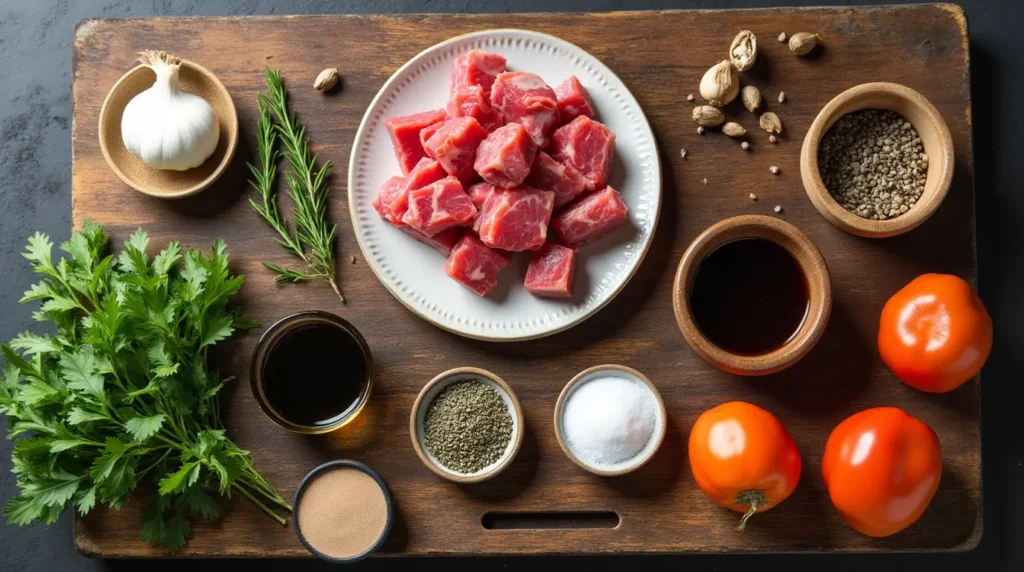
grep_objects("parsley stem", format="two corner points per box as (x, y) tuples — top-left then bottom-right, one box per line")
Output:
(232, 482), (287, 526)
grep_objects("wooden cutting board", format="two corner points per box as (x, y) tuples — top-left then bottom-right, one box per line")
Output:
(70, 6), (979, 557)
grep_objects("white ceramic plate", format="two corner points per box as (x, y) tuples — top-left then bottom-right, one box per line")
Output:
(348, 29), (661, 341)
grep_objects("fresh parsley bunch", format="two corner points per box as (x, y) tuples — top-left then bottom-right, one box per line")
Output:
(0, 223), (290, 552)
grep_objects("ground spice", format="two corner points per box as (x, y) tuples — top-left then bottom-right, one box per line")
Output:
(297, 466), (389, 560)
(423, 380), (513, 473)
(818, 109), (927, 220)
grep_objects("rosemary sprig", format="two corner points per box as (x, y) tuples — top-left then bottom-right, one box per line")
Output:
(248, 67), (344, 303)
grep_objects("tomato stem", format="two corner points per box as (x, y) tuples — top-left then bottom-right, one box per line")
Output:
(735, 490), (768, 531)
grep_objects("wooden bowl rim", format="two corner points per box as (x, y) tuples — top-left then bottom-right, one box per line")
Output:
(553, 364), (667, 477)
(799, 81), (954, 238)
(672, 215), (833, 376)
(409, 366), (525, 484)
(97, 58), (238, 199)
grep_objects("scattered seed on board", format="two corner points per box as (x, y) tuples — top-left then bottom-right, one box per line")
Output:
(769, 134), (778, 143)
(750, 193), (757, 200)
(350, 256), (357, 264)
(697, 126), (705, 135)
(770, 165), (780, 174)
(741, 141), (750, 150)
(774, 205), (783, 213)
(778, 91), (786, 103)
(778, 32), (788, 42)
(687, 93), (695, 102)
(702, 178), (708, 185)
(680, 148), (688, 159)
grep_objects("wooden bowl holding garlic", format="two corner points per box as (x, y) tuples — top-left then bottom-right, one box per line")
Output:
(99, 51), (238, 199)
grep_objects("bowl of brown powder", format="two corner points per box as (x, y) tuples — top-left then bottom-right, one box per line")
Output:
(410, 367), (524, 484)
(800, 82), (954, 238)
(293, 460), (393, 563)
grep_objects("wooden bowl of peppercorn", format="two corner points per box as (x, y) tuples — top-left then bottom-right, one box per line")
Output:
(410, 367), (524, 484)
(800, 82), (954, 238)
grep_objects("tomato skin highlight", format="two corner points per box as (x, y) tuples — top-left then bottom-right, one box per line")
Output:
(822, 407), (942, 538)
(878, 273), (992, 393)
(688, 402), (801, 527)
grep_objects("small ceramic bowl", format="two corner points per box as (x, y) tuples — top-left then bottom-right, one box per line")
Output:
(410, 367), (524, 483)
(293, 460), (394, 563)
(800, 82), (954, 238)
(98, 56), (238, 199)
(250, 311), (374, 434)
(554, 365), (667, 476)
(673, 215), (832, 376)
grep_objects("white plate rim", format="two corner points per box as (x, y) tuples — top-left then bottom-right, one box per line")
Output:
(347, 28), (662, 342)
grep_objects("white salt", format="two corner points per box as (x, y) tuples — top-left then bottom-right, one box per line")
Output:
(562, 376), (657, 466)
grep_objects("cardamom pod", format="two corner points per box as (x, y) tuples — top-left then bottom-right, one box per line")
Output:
(729, 30), (757, 72)
(788, 32), (821, 56)
(699, 60), (739, 107)
(692, 105), (725, 127)
(759, 112), (783, 134)
(741, 85), (762, 113)
(314, 67), (340, 92)
(722, 122), (747, 138)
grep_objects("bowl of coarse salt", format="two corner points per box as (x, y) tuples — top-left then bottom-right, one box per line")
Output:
(554, 365), (667, 476)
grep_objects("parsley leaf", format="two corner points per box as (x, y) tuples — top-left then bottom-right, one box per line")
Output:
(2, 224), (291, 552)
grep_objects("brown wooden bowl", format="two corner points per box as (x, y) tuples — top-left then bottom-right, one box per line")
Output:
(409, 367), (524, 484)
(554, 364), (667, 476)
(800, 82), (954, 237)
(672, 215), (832, 376)
(98, 57), (238, 199)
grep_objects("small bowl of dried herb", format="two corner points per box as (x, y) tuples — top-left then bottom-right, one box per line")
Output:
(800, 82), (954, 238)
(410, 367), (524, 484)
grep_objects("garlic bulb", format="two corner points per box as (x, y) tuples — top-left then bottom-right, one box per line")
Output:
(121, 51), (219, 171)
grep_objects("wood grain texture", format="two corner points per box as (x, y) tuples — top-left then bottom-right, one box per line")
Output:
(70, 6), (978, 557)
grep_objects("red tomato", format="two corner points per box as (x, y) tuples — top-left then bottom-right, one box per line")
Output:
(689, 401), (801, 530)
(878, 273), (992, 393)
(822, 407), (942, 537)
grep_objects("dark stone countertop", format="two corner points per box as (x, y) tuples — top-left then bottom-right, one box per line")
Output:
(1, 1), (1021, 570)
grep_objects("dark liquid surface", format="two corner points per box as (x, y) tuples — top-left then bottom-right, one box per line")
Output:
(690, 238), (809, 356)
(262, 322), (368, 428)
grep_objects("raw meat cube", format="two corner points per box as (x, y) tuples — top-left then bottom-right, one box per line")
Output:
(423, 117), (488, 184)
(490, 72), (560, 148)
(385, 109), (446, 174)
(448, 85), (503, 132)
(386, 158), (448, 224)
(476, 186), (555, 252)
(401, 226), (463, 257)
(550, 116), (616, 191)
(524, 243), (576, 299)
(554, 76), (595, 124)
(372, 176), (406, 223)
(402, 177), (477, 237)
(473, 123), (537, 189)
(467, 181), (498, 209)
(445, 233), (510, 296)
(552, 186), (628, 247)
(451, 50), (507, 97)
(419, 121), (443, 150)
(524, 151), (587, 210)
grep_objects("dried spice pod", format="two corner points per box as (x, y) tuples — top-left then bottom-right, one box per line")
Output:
(699, 60), (739, 107)
(314, 67), (340, 92)
(789, 32), (821, 56)
(722, 122), (747, 138)
(741, 85), (762, 112)
(759, 111), (783, 134)
(693, 105), (726, 127)
(729, 30), (757, 72)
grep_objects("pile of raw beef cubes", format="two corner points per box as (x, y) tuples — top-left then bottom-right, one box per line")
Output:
(373, 50), (628, 298)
